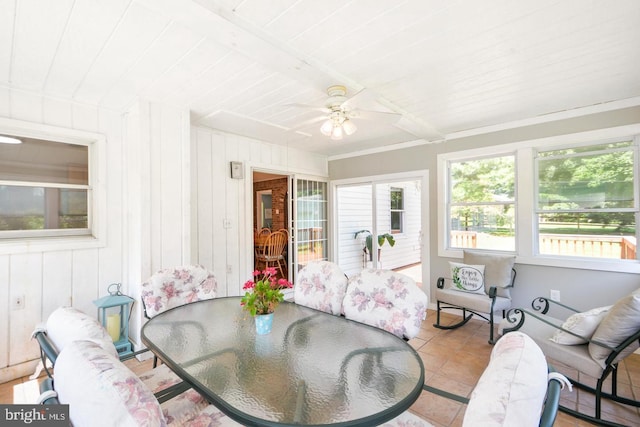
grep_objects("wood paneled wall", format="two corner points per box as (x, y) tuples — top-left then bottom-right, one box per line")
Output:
(0, 88), (125, 382)
(191, 126), (328, 298)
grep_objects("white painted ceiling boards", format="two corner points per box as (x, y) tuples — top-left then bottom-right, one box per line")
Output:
(2, 0), (639, 156)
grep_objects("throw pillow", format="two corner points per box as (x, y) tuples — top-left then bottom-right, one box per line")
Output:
(463, 250), (515, 298)
(448, 262), (486, 294)
(589, 288), (640, 369)
(549, 305), (611, 345)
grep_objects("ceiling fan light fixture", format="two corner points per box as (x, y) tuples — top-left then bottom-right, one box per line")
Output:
(330, 126), (343, 140)
(0, 135), (22, 144)
(320, 119), (334, 136)
(342, 119), (357, 136)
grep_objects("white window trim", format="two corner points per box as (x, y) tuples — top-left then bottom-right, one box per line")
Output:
(0, 118), (106, 255)
(438, 123), (640, 274)
(390, 187), (404, 234)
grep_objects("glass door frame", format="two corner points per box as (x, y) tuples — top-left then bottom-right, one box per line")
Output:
(330, 170), (430, 285)
(248, 166), (328, 283)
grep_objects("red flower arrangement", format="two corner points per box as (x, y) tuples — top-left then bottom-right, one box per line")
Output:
(240, 267), (293, 316)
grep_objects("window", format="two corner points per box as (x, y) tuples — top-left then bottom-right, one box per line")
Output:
(0, 135), (90, 238)
(390, 187), (404, 233)
(0, 118), (103, 246)
(438, 126), (640, 272)
(448, 155), (515, 251)
(536, 140), (636, 259)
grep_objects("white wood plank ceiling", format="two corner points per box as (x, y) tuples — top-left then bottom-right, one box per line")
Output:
(2, 0), (639, 156)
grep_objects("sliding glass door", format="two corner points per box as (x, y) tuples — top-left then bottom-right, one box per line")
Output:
(335, 175), (425, 283)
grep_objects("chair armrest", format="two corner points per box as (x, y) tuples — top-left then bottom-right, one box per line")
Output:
(37, 377), (60, 405)
(539, 369), (571, 427)
(530, 296), (581, 315)
(436, 277), (445, 289)
(33, 331), (59, 366)
(502, 308), (618, 352)
(488, 286), (497, 299)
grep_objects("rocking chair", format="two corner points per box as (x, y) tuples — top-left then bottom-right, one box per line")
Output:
(434, 250), (516, 344)
(500, 288), (640, 425)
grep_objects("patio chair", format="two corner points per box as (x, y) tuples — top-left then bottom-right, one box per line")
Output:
(500, 288), (640, 424)
(433, 250), (516, 344)
(461, 331), (569, 427)
(255, 230), (288, 277)
(31, 306), (119, 379)
(342, 268), (428, 340)
(141, 265), (217, 319)
(40, 339), (241, 426)
(141, 265), (217, 366)
(294, 260), (348, 315)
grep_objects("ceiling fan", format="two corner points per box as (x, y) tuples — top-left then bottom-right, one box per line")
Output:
(288, 85), (402, 140)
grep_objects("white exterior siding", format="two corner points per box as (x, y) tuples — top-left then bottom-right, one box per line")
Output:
(337, 182), (421, 277)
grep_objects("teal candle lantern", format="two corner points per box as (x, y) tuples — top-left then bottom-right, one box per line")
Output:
(93, 283), (134, 358)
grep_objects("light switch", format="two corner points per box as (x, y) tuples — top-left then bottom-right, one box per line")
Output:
(223, 219), (232, 229)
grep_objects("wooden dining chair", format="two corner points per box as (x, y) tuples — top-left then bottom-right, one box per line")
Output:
(255, 231), (288, 277)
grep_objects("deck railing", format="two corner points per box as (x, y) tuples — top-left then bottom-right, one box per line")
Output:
(450, 231), (477, 248)
(540, 234), (637, 259)
(451, 231), (637, 260)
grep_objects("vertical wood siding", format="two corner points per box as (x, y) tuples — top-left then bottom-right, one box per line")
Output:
(0, 89), (124, 381)
(191, 127), (328, 297)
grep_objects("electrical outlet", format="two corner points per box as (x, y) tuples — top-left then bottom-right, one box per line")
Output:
(11, 295), (25, 310)
(226, 265), (232, 274)
(550, 290), (561, 302)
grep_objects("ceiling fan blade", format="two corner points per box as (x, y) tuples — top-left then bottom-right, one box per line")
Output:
(283, 103), (329, 113)
(286, 115), (328, 132)
(350, 109), (402, 123)
(341, 88), (376, 109)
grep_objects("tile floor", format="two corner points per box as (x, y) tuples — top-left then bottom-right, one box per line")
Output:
(1, 309), (639, 426)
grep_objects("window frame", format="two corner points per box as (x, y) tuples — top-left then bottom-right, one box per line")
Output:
(0, 118), (106, 255)
(390, 186), (404, 234)
(438, 124), (640, 274)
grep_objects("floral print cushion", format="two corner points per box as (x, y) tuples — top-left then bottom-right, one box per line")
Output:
(142, 265), (217, 318)
(294, 261), (348, 315)
(343, 269), (428, 339)
(46, 306), (118, 357)
(140, 364), (242, 426)
(55, 340), (166, 427)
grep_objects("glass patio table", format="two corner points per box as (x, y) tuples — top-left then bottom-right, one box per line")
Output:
(141, 297), (425, 427)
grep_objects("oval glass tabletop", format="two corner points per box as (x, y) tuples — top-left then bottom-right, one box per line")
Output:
(141, 297), (424, 427)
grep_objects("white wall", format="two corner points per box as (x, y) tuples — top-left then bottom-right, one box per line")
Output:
(191, 126), (328, 297)
(0, 91), (327, 382)
(122, 100), (192, 349)
(0, 88), (125, 382)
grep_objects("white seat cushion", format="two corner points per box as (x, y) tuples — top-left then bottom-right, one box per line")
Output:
(463, 331), (548, 427)
(499, 313), (604, 379)
(381, 410), (433, 426)
(55, 340), (165, 427)
(435, 288), (511, 314)
(46, 306), (117, 357)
